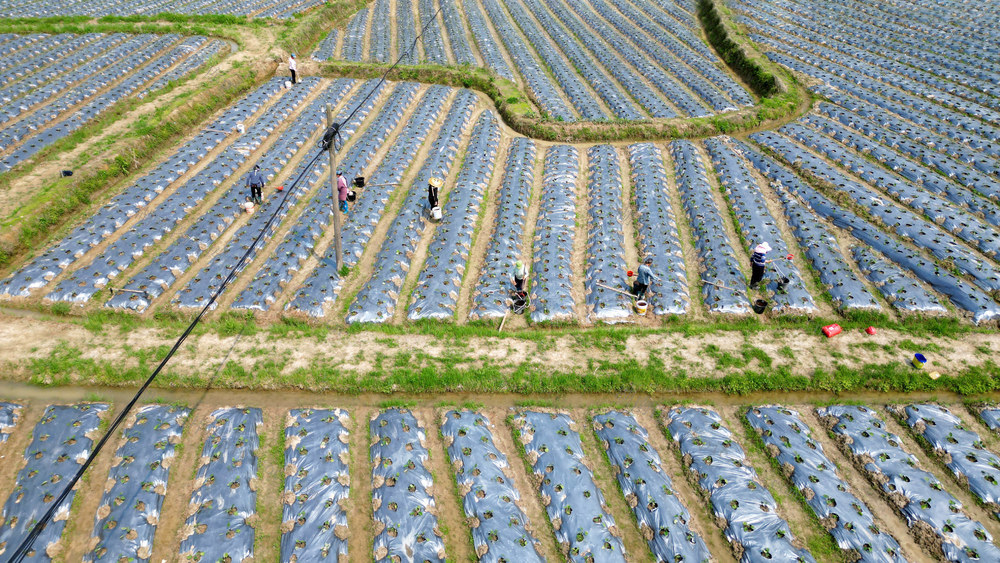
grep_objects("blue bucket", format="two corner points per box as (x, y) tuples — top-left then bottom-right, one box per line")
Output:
(912, 353), (927, 369)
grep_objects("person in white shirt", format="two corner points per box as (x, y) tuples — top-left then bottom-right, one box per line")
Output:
(288, 53), (297, 84)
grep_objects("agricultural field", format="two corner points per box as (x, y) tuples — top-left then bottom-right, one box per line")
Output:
(1, 0), (1000, 560)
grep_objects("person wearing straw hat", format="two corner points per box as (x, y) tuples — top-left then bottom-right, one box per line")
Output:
(632, 257), (658, 298)
(750, 242), (772, 289)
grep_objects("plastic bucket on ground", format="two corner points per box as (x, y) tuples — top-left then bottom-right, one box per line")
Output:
(752, 299), (768, 314)
(431, 206), (442, 221)
(776, 276), (791, 291)
(912, 353), (927, 369)
(635, 300), (648, 315)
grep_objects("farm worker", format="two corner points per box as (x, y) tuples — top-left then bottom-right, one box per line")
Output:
(511, 260), (527, 291)
(337, 169), (349, 215)
(750, 242), (772, 289)
(246, 164), (265, 205)
(427, 178), (440, 210)
(632, 257), (658, 298)
(288, 53), (297, 84)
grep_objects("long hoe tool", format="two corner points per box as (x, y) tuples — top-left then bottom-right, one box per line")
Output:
(596, 283), (637, 299)
(701, 279), (737, 292)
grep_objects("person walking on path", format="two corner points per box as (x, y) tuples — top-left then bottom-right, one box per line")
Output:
(288, 53), (297, 84)
(337, 169), (349, 215)
(511, 260), (527, 292)
(750, 242), (771, 288)
(427, 177), (440, 210)
(632, 257), (658, 298)
(247, 164), (265, 205)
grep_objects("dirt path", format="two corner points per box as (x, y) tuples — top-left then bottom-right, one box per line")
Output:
(251, 405), (284, 561)
(455, 129), (509, 323)
(797, 407), (934, 563)
(348, 405), (375, 560)
(571, 144), (590, 324)
(416, 407), (476, 560)
(61, 404), (117, 562)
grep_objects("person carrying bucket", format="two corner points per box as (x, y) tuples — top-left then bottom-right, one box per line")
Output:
(337, 169), (350, 215)
(632, 257), (658, 298)
(750, 242), (772, 289)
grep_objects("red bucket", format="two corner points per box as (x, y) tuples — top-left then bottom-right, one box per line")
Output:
(822, 324), (842, 338)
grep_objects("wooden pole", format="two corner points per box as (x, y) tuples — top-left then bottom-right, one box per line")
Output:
(327, 104), (342, 270)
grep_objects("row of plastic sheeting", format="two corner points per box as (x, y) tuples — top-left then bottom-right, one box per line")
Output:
(778, 123), (1000, 261)
(469, 138), (536, 320)
(818, 405), (1000, 562)
(743, 134), (1000, 323)
(441, 411), (544, 562)
(370, 409), (446, 561)
(705, 137), (817, 314)
(236, 79), (389, 314)
(439, 0), (476, 65)
(395, 0), (417, 65)
(594, 411), (711, 562)
(899, 404), (1000, 516)
(583, 145), (632, 321)
(179, 408), (262, 562)
(773, 180), (881, 311)
(84, 405), (189, 562)
(479, 0), (574, 121)
(0, 77), (284, 298)
(368, 0), (391, 63)
(665, 406), (815, 562)
(339, 6), (370, 62)
(172, 80), (400, 311)
(281, 409), (351, 561)
(461, 0), (514, 80)
(519, 0), (648, 120)
(99, 77), (326, 310)
(500, 0), (607, 121)
(512, 411), (627, 561)
(418, 0), (448, 65)
(0, 401), (21, 442)
(1, 34), (203, 173)
(746, 406), (906, 562)
(851, 245), (947, 314)
(628, 143), (690, 315)
(140, 38), (226, 99)
(409, 111), (501, 320)
(0, 403), (108, 561)
(0, 0), (319, 17)
(530, 145), (579, 322)
(345, 89), (477, 324)
(671, 140), (751, 314)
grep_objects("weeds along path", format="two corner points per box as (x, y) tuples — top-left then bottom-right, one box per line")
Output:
(660, 143), (706, 322)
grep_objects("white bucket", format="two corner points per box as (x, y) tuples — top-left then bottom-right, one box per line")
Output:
(431, 206), (442, 221)
(244, 201), (254, 213)
(236, 123), (245, 134)
(635, 300), (648, 315)
(284, 80), (292, 89)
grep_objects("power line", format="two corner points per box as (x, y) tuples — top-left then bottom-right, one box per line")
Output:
(7, 7), (445, 560)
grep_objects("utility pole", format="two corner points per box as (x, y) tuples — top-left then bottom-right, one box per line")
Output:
(326, 104), (342, 270)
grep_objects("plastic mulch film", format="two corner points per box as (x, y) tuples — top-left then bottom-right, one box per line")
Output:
(850, 245), (947, 313)
(817, 405), (1000, 562)
(771, 181), (881, 311)
(627, 143), (689, 316)
(745, 406), (905, 562)
(312, 29), (338, 60)
(899, 404), (1000, 516)
(179, 407), (262, 562)
(584, 145), (632, 322)
(84, 404), (190, 562)
(409, 111), (502, 320)
(346, 89), (477, 324)
(370, 408), (445, 562)
(704, 137), (817, 314)
(0, 401), (22, 442)
(0, 78), (285, 298)
(441, 411), (544, 562)
(980, 407), (1000, 432)
(240, 78), (391, 315)
(280, 409), (351, 562)
(512, 411), (627, 562)
(738, 137), (1000, 324)
(670, 140), (751, 314)
(0, 403), (108, 561)
(530, 145), (579, 322)
(105, 77), (334, 311)
(753, 130), (1000, 297)
(593, 411), (710, 562)
(664, 407), (816, 562)
(469, 137), (536, 320)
